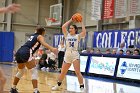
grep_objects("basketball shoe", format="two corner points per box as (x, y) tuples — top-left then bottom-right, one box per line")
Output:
(10, 88), (18, 93)
(51, 85), (61, 91)
(33, 90), (40, 93)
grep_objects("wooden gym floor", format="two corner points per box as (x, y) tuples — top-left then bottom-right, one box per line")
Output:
(0, 63), (140, 93)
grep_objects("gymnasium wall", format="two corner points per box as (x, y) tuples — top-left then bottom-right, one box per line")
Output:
(64, 0), (98, 27)
(12, 0), (60, 51)
(0, 0), (61, 51)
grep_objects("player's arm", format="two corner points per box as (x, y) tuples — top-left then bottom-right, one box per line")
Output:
(37, 35), (57, 54)
(62, 19), (72, 37)
(0, 7), (8, 13)
(79, 22), (86, 38)
(0, 4), (20, 13)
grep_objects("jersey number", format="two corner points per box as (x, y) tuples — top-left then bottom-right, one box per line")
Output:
(28, 36), (34, 41)
(69, 42), (74, 47)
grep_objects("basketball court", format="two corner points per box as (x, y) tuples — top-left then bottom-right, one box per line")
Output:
(0, 63), (139, 93)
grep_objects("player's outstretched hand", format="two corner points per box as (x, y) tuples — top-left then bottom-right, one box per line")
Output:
(6, 4), (21, 13)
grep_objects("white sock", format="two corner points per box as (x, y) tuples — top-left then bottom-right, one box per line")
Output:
(34, 88), (38, 92)
(12, 85), (16, 89)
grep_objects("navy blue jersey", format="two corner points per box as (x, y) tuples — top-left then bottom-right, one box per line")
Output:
(22, 33), (41, 54)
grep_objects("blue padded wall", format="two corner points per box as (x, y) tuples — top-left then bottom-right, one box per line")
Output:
(0, 32), (14, 62)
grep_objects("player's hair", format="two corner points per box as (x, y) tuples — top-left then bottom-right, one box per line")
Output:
(36, 27), (46, 35)
(72, 25), (78, 34)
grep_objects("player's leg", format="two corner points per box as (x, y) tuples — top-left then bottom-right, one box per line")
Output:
(10, 63), (26, 93)
(52, 62), (71, 90)
(0, 69), (6, 93)
(25, 59), (40, 93)
(58, 62), (71, 82)
(73, 59), (84, 89)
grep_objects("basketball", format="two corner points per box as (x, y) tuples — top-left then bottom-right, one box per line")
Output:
(72, 13), (82, 22)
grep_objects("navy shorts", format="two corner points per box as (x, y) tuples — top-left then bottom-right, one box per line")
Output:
(15, 47), (30, 63)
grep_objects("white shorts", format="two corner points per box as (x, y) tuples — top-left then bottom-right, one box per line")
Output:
(64, 50), (80, 63)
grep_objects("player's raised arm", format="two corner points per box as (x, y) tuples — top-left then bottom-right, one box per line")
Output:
(62, 18), (72, 37)
(79, 22), (86, 38)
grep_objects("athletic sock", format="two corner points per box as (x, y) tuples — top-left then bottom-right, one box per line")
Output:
(12, 85), (16, 89)
(80, 84), (84, 88)
(57, 81), (62, 86)
(34, 88), (38, 92)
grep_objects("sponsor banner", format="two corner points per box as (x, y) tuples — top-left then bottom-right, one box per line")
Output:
(69, 56), (88, 72)
(89, 56), (117, 76)
(115, 0), (127, 18)
(66, 75), (81, 92)
(116, 83), (140, 93)
(103, 0), (115, 19)
(93, 29), (140, 48)
(91, 0), (102, 20)
(88, 79), (114, 93)
(117, 58), (140, 80)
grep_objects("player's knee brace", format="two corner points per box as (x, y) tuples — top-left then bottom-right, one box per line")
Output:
(15, 68), (26, 79)
(31, 67), (38, 80)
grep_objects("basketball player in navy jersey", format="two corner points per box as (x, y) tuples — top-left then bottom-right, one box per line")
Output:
(10, 27), (58, 93)
(52, 17), (86, 91)
(0, 4), (20, 93)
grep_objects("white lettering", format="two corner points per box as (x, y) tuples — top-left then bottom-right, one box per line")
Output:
(96, 33), (102, 48)
(128, 31), (134, 46)
(102, 33), (108, 48)
(108, 32), (112, 48)
(114, 32), (119, 48)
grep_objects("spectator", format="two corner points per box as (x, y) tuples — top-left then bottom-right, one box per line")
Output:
(105, 49), (111, 54)
(57, 40), (65, 71)
(81, 49), (86, 53)
(13, 50), (16, 62)
(47, 50), (57, 70)
(112, 49), (116, 55)
(37, 48), (44, 59)
(119, 50), (124, 55)
(38, 53), (48, 71)
(85, 47), (91, 53)
(133, 49), (140, 55)
(90, 48), (94, 54)
(81, 47), (92, 53)
(96, 49), (101, 54)
(126, 50), (132, 55)
(117, 42), (126, 54)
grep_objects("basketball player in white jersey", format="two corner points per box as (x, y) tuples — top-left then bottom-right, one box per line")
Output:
(0, 3), (20, 93)
(52, 16), (86, 90)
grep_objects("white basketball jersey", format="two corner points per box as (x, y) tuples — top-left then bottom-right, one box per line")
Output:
(65, 33), (80, 51)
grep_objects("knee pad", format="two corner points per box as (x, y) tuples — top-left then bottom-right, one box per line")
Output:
(31, 67), (38, 80)
(15, 68), (26, 79)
